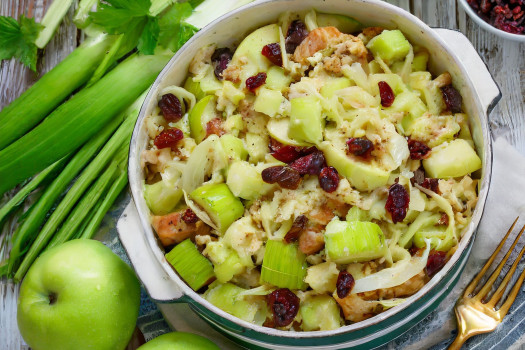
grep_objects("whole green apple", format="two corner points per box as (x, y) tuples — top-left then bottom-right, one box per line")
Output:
(138, 332), (220, 350)
(17, 239), (141, 350)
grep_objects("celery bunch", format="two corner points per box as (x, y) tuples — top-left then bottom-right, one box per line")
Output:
(0, 0), (253, 281)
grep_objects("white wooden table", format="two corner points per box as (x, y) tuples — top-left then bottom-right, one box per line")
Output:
(1, 1), (524, 349)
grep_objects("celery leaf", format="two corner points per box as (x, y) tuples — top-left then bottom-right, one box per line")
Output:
(158, 2), (197, 52)
(0, 15), (42, 72)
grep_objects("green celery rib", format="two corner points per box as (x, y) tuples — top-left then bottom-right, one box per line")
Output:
(73, 0), (99, 29)
(0, 51), (172, 195)
(46, 157), (122, 250)
(6, 114), (126, 276)
(0, 157), (67, 226)
(80, 168), (128, 239)
(0, 34), (117, 151)
(35, 0), (75, 48)
(73, 197), (103, 240)
(13, 94), (145, 281)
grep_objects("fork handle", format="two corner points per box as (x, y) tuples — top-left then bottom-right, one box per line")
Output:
(448, 334), (468, 350)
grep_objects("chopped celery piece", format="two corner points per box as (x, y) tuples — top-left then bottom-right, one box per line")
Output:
(261, 240), (308, 290)
(346, 206), (368, 222)
(412, 51), (429, 71)
(267, 118), (309, 147)
(35, 0), (75, 49)
(319, 141), (390, 191)
(189, 183), (244, 234)
(166, 239), (215, 291)
(184, 76), (206, 100)
(320, 77), (352, 98)
(254, 88), (283, 117)
(226, 161), (269, 200)
(220, 134), (248, 162)
(423, 139), (482, 179)
(189, 95), (217, 143)
(266, 66), (292, 92)
(204, 282), (265, 324)
(300, 295), (342, 331)
(398, 211), (441, 248)
(144, 181), (183, 215)
(325, 218), (387, 263)
(316, 13), (361, 33)
(367, 30), (411, 63)
(413, 225), (447, 249)
(289, 97), (323, 144)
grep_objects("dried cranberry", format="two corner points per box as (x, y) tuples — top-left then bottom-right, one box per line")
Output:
(267, 288), (300, 327)
(319, 166), (340, 193)
(211, 47), (233, 80)
(285, 20), (308, 54)
(289, 151), (326, 175)
(385, 183), (410, 223)
(407, 139), (431, 160)
(205, 118), (225, 138)
(262, 43), (283, 67)
(336, 271), (355, 299)
(441, 85), (463, 113)
(421, 178), (440, 194)
(426, 250), (447, 277)
(269, 139), (302, 163)
(182, 208), (198, 224)
(246, 72), (267, 93)
(378, 81), (395, 107)
(347, 138), (374, 158)
(154, 128), (184, 150)
(284, 215), (308, 243)
(261, 166), (301, 190)
(158, 94), (182, 122)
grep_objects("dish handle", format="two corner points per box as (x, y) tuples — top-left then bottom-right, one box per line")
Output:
(117, 202), (186, 302)
(433, 28), (501, 114)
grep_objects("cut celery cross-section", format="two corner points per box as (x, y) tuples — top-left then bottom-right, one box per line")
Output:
(261, 240), (308, 290)
(165, 239), (215, 291)
(325, 218), (387, 264)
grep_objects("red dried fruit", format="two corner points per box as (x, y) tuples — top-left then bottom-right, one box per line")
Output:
(385, 183), (410, 223)
(284, 215), (308, 243)
(421, 178), (440, 194)
(319, 166), (340, 193)
(269, 139), (302, 163)
(262, 43), (283, 67)
(409, 245), (422, 256)
(289, 151), (326, 175)
(285, 20), (309, 54)
(441, 85), (463, 113)
(205, 118), (225, 138)
(211, 47), (233, 80)
(378, 81), (395, 107)
(154, 128), (184, 150)
(336, 271), (355, 299)
(467, 0), (525, 34)
(437, 213), (449, 226)
(407, 139), (431, 160)
(246, 72), (267, 93)
(182, 208), (198, 224)
(346, 138), (374, 158)
(261, 166), (301, 190)
(158, 94), (182, 122)
(267, 288), (300, 327)
(425, 250), (447, 277)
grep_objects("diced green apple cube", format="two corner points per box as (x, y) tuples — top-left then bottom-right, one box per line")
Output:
(300, 295), (342, 331)
(367, 29), (411, 63)
(226, 161), (269, 200)
(320, 77), (352, 98)
(316, 13), (362, 33)
(266, 66), (292, 92)
(289, 96), (323, 144)
(189, 95), (217, 143)
(220, 134), (248, 162)
(183, 76), (206, 100)
(254, 88), (284, 117)
(267, 118), (310, 147)
(144, 181), (183, 215)
(423, 139), (482, 178)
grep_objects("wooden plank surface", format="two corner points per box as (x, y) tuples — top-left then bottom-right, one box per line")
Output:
(1, 1), (524, 349)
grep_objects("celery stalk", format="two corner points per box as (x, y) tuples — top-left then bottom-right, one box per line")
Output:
(80, 168), (128, 239)
(0, 52), (171, 196)
(6, 112), (126, 276)
(73, 0), (99, 28)
(0, 34), (117, 151)
(35, 0), (75, 48)
(0, 157), (66, 226)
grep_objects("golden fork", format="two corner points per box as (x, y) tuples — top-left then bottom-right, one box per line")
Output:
(449, 217), (525, 349)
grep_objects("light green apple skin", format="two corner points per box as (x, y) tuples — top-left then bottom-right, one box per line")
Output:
(137, 332), (219, 350)
(17, 239), (141, 350)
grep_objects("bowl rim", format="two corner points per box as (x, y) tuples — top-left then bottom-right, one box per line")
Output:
(128, 0), (493, 339)
(458, 0), (525, 42)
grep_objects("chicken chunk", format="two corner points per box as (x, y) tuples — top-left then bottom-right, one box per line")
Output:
(152, 211), (211, 247)
(299, 224), (325, 255)
(293, 26), (347, 64)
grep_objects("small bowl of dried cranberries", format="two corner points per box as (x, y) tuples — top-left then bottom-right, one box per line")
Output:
(459, 0), (525, 41)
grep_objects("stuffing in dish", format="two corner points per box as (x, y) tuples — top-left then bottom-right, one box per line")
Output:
(141, 10), (482, 331)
